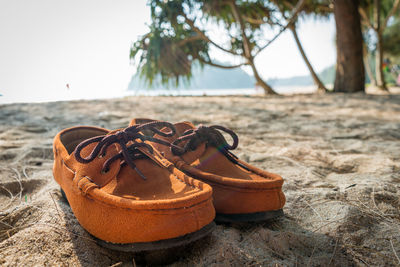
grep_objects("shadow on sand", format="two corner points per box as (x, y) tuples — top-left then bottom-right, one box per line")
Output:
(56, 189), (212, 266)
(56, 188), (355, 266)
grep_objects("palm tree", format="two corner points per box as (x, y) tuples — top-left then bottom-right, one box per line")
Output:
(333, 0), (365, 92)
(131, 0), (305, 95)
(274, 0), (330, 92)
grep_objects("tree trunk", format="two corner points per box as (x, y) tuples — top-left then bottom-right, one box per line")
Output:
(248, 58), (276, 94)
(374, 0), (388, 91)
(290, 26), (327, 93)
(333, 0), (365, 93)
(229, 0), (276, 95)
(375, 30), (388, 90)
(363, 46), (376, 86)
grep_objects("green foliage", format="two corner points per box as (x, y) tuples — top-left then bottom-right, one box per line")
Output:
(360, 0), (400, 52)
(203, 0), (274, 26)
(273, 0), (331, 21)
(131, 25), (209, 87)
(130, 0), (291, 88)
(383, 18), (400, 58)
(360, 0), (396, 22)
(130, 1), (211, 87)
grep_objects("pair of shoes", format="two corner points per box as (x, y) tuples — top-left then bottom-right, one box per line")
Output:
(53, 119), (285, 252)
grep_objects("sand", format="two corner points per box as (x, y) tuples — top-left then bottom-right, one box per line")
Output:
(0, 93), (399, 266)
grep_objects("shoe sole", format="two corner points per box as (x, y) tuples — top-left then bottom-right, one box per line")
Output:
(215, 209), (284, 223)
(60, 188), (215, 252)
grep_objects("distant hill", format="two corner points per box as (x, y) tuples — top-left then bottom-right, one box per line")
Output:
(128, 63), (254, 90)
(127, 64), (335, 90)
(267, 65), (335, 87)
(267, 75), (313, 87)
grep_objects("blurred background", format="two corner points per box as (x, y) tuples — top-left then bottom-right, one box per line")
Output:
(0, 0), (336, 103)
(0, 0), (399, 104)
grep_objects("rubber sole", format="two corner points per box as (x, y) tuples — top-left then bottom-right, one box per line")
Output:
(215, 209), (284, 223)
(60, 188), (215, 252)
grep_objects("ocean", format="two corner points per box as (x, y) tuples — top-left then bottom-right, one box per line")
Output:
(0, 86), (317, 104)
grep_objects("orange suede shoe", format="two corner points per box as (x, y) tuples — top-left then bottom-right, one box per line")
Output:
(52, 121), (215, 251)
(130, 119), (285, 222)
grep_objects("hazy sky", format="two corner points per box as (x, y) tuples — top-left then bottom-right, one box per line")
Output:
(0, 0), (336, 102)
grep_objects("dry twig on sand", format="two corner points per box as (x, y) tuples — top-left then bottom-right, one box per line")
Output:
(390, 237), (400, 265)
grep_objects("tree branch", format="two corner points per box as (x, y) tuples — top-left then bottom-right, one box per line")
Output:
(359, 7), (376, 30)
(383, 0), (400, 29)
(198, 58), (246, 69)
(242, 15), (266, 25)
(182, 14), (240, 56)
(229, 0), (252, 59)
(283, 0), (294, 9)
(176, 35), (203, 46)
(316, 4), (333, 13)
(254, 0), (306, 57)
(284, 0), (332, 13)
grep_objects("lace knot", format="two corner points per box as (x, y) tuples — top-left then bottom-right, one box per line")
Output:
(171, 124), (239, 155)
(170, 124), (250, 171)
(74, 121), (176, 180)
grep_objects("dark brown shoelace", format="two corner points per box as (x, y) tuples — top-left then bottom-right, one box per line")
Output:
(171, 125), (251, 171)
(74, 121), (176, 180)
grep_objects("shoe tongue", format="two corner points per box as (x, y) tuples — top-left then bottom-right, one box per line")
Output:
(152, 121), (207, 164)
(149, 121), (194, 142)
(174, 121), (196, 136)
(67, 138), (121, 187)
(129, 118), (156, 127)
(128, 120), (206, 164)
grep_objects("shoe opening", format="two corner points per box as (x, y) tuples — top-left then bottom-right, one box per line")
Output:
(60, 127), (108, 154)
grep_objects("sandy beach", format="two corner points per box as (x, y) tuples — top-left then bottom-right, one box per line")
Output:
(0, 93), (399, 266)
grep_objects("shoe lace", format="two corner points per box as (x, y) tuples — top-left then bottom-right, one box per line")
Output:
(171, 125), (250, 171)
(74, 121), (176, 180)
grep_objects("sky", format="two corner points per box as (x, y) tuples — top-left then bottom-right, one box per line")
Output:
(0, 0), (336, 103)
